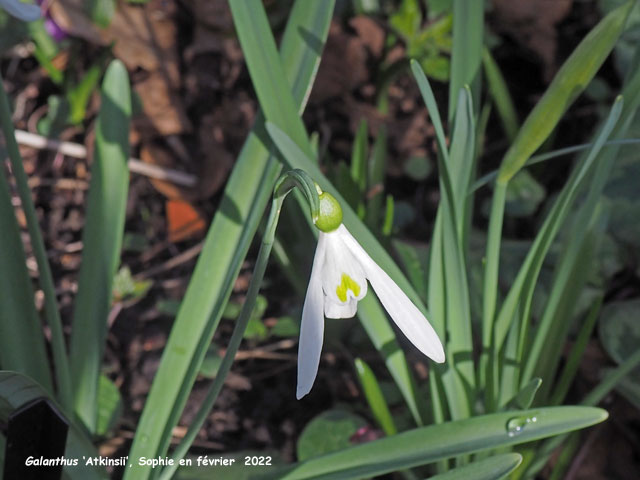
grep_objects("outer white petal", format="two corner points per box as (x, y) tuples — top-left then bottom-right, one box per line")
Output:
(297, 232), (327, 399)
(0, 0), (40, 22)
(338, 225), (445, 363)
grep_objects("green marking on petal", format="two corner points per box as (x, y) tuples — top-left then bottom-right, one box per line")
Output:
(336, 273), (361, 302)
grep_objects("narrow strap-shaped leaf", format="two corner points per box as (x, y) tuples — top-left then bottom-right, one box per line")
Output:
(502, 378), (542, 411)
(0, 73), (61, 400)
(482, 48), (519, 141)
(449, 0), (483, 122)
(492, 97), (622, 382)
(412, 63), (476, 419)
(70, 60), (131, 432)
(271, 406), (606, 480)
(428, 453), (522, 480)
(0, 149), (53, 392)
(355, 358), (397, 435)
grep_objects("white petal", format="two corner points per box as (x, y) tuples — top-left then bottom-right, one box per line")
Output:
(321, 229), (367, 309)
(339, 225), (445, 363)
(0, 0), (40, 21)
(297, 232), (327, 399)
(324, 296), (357, 319)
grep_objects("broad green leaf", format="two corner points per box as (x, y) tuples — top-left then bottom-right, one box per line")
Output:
(428, 453), (522, 480)
(355, 358), (397, 435)
(96, 374), (123, 436)
(125, 3), (335, 478)
(497, 0), (633, 182)
(70, 60), (131, 432)
(296, 409), (368, 461)
(271, 406), (607, 480)
(0, 371), (106, 480)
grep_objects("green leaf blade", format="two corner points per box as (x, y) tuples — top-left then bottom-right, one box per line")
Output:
(70, 59), (131, 432)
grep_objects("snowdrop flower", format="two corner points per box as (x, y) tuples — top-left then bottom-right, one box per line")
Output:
(297, 187), (445, 399)
(0, 0), (40, 22)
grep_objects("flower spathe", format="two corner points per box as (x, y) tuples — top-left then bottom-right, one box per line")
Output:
(297, 190), (445, 399)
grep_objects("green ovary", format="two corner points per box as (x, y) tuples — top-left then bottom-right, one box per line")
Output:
(336, 273), (361, 302)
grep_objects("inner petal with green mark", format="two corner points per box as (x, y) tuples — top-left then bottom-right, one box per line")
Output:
(336, 273), (361, 302)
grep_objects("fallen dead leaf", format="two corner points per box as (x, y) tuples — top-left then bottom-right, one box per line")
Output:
(166, 199), (206, 243)
(491, 0), (573, 80)
(311, 22), (369, 102)
(50, 0), (191, 136)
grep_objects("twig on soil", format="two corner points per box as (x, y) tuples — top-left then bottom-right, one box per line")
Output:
(134, 241), (204, 280)
(14, 129), (197, 187)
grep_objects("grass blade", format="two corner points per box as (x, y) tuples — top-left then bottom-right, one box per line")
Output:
(69, 60), (131, 432)
(354, 358), (397, 435)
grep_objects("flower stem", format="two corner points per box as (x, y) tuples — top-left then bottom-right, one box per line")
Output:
(159, 169), (318, 479)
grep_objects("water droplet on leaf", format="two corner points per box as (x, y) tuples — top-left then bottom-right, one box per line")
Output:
(506, 415), (538, 437)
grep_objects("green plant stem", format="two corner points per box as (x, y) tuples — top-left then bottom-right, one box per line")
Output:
(158, 171), (317, 479)
(481, 180), (506, 411)
(0, 72), (72, 410)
